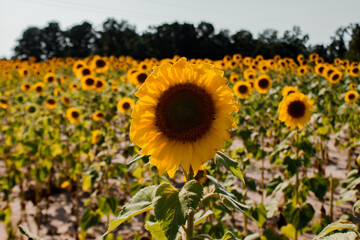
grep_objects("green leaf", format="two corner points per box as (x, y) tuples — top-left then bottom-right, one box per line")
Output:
(315, 220), (360, 239)
(207, 175), (251, 215)
(283, 156), (302, 177)
(153, 180), (203, 240)
(250, 203), (267, 227)
(145, 221), (167, 240)
(80, 208), (101, 231)
(353, 200), (360, 216)
(307, 174), (328, 201)
(216, 151), (245, 183)
(319, 232), (357, 240)
(283, 202), (315, 231)
(221, 231), (239, 240)
(18, 225), (45, 240)
(194, 210), (213, 225)
(103, 185), (157, 236)
(281, 224), (299, 239)
(266, 176), (283, 196)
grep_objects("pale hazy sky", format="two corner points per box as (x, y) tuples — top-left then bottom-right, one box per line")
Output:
(0, 0), (359, 58)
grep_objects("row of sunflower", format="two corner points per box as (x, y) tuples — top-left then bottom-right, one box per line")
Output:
(0, 53), (359, 240)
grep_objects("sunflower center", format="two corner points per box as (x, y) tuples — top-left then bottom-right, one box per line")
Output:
(155, 83), (215, 142)
(28, 106), (36, 113)
(238, 85), (248, 94)
(96, 81), (103, 88)
(97, 113), (104, 118)
(85, 78), (95, 86)
(36, 86), (43, 92)
(48, 77), (54, 82)
(82, 69), (91, 76)
(137, 73), (147, 83)
(258, 78), (269, 89)
(287, 100), (306, 118)
(122, 102), (130, 110)
(348, 94), (355, 100)
(96, 59), (106, 68)
(71, 111), (79, 118)
(47, 99), (55, 104)
(353, 68), (359, 74)
(0, 99), (7, 104)
(332, 74), (339, 81)
(25, 84), (30, 89)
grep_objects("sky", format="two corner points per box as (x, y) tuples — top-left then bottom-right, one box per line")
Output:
(0, 0), (359, 58)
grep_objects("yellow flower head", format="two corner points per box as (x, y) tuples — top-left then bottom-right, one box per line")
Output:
(117, 97), (134, 115)
(95, 79), (106, 91)
(93, 111), (105, 121)
(130, 57), (239, 177)
(44, 98), (57, 109)
(90, 56), (109, 73)
(255, 74), (272, 94)
(60, 96), (71, 107)
(43, 72), (57, 84)
(0, 98), (9, 109)
(233, 81), (252, 99)
(33, 82), (45, 94)
(81, 76), (96, 90)
(345, 90), (359, 103)
(21, 82), (32, 92)
(278, 92), (313, 129)
(91, 130), (102, 144)
(66, 108), (81, 124)
(281, 86), (299, 98)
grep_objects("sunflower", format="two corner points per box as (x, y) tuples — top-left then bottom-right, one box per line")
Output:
(349, 83), (356, 90)
(93, 111), (105, 121)
(81, 76), (96, 90)
(281, 86), (299, 97)
(33, 82), (45, 94)
(91, 130), (102, 144)
(117, 97), (134, 114)
(44, 98), (57, 109)
(66, 108), (81, 124)
(69, 83), (79, 91)
(297, 66), (308, 76)
(328, 70), (342, 84)
(18, 68), (29, 78)
(43, 72), (57, 84)
(91, 56), (109, 73)
(95, 79), (106, 91)
(21, 82), (32, 92)
(60, 96), (70, 107)
(315, 64), (326, 76)
(72, 60), (86, 75)
(233, 81), (252, 99)
(278, 92), (313, 129)
(132, 71), (149, 87)
(130, 57), (239, 177)
(0, 98), (9, 109)
(350, 65), (360, 77)
(255, 74), (272, 94)
(25, 104), (37, 113)
(345, 90), (359, 103)
(77, 67), (94, 78)
(244, 68), (257, 81)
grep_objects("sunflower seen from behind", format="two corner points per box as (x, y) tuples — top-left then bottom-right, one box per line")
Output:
(278, 92), (313, 129)
(130, 57), (239, 177)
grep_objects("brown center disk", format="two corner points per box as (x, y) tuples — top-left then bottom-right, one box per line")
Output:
(238, 85), (248, 94)
(47, 99), (55, 105)
(0, 99), (7, 104)
(258, 78), (269, 89)
(137, 73), (148, 84)
(85, 78), (95, 86)
(36, 86), (43, 92)
(97, 113), (104, 118)
(71, 111), (79, 118)
(48, 77), (54, 83)
(155, 83), (215, 142)
(332, 74), (339, 81)
(96, 81), (103, 88)
(287, 100), (306, 118)
(96, 60), (106, 68)
(122, 102), (130, 110)
(348, 94), (355, 100)
(353, 68), (359, 74)
(82, 69), (91, 76)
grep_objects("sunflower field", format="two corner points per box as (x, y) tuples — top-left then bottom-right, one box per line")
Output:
(0, 53), (360, 240)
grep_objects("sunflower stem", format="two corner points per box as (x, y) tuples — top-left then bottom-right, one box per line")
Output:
(185, 166), (195, 240)
(295, 129), (299, 240)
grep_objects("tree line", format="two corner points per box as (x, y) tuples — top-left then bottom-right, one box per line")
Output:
(12, 18), (360, 62)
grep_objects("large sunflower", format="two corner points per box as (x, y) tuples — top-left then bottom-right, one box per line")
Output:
(278, 92), (313, 129)
(130, 57), (238, 177)
(345, 90), (359, 103)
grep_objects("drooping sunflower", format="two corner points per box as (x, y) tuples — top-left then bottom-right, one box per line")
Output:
(66, 108), (81, 124)
(278, 92), (313, 129)
(130, 57), (239, 177)
(281, 86), (299, 97)
(60, 96), (70, 107)
(33, 82), (45, 94)
(0, 98), (9, 109)
(93, 111), (105, 121)
(117, 97), (134, 114)
(21, 82), (32, 92)
(233, 81), (252, 99)
(345, 90), (359, 103)
(255, 74), (272, 94)
(44, 98), (57, 109)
